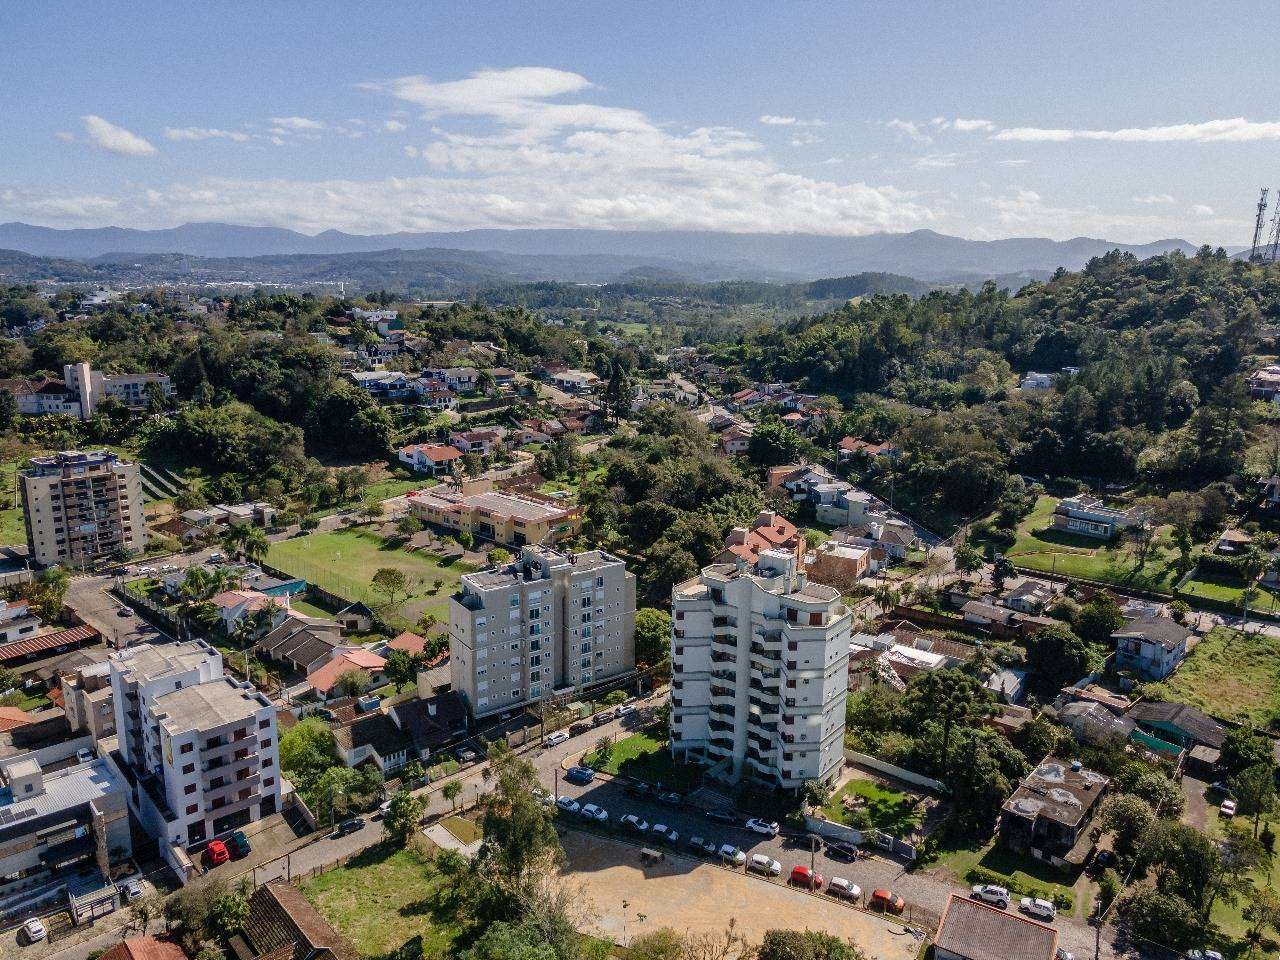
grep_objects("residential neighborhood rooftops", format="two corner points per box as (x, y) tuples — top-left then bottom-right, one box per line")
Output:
(0, 755), (123, 820)
(230, 880), (356, 960)
(1127, 700), (1226, 748)
(1002, 759), (1109, 827)
(98, 937), (187, 960)
(934, 894), (1058, 960)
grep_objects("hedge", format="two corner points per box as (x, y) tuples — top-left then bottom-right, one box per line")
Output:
(966, 866), (1074, 911)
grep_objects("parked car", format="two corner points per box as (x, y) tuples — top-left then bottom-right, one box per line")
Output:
(21, 918), (46, 944)
(824, 840), (859, 861)
(1219, 799), (1237, 817)
(748, 853), (781, 876)
(592, 712), (613, 726)
(870, 889), (905, 914)
(971, 884), (1010, 909)
(789, 865), (823, 890)
(228, 830), (251, 859)
(118, 878), (144, 903)
(1183, 951), (1224, 960)
(625, 781), (657, 800)
(688, 835), (719, 856)
(117, 606), (134, 617)
(828, 877), (861, 901)
(76, 747), (94, 764)
(569, 722), (591, 736)
(1055, 949), (1074, 960)
(705, 809), (738, 825)
(1020, 897), (1057, 922)
(579, 803), (608, 823)
(615, 703), (637, 717)
(1209, 781), (1234, 797)
(543, 730), (570, 748)
(205, 839), (230, 865)
(456, 748), (478, 763)
(208, 553), (224, 563)
(621, 814), (650, 833)
(565, 766), (596, 785)
(555, 796), (581, 814)
(336, 817), (365, 836)
(657, 790), (684, 806)
(719, 844), (747, 867)
(745, 818), (780, 837)
(650, 823), (679, 844)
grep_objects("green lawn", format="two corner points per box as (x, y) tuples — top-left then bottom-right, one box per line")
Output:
(1177, 574), (1280, 614)
(290, 595), (337, 619)
(1143, 627), (1280, 727)
(266, 528), (473, 630)
(584, 730), (702, 790)
(440, 816), (482, 844)
(820, 777), (924, 835)
(301, 845), (461, 959)
(1204, 812), (1280, 940)
(931, 836), (1080, 915)
(0, 458), (24, 546)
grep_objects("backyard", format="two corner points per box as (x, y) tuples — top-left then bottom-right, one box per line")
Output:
(820, 776), (925, 836)
(266, 527), (472, 630)
(583, 730), (703, 791)
(1143, 626), (1280, 728)
(301, 844), (460, 959)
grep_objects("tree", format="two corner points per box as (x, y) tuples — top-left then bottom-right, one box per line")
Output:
(903, 669), (988, 774)
(747, 418), (804, 467)
(1120, 888), (1206, 951)
(401, 760), (425, 786)
(1243, 884), (1280, 953)
(443, 779), (463, 812)
(0, 390), (17, 433)
(210, 886), (250, 933)
(222, 522), (251, 559)
(334, 668), (370, 700)
(371, 567), (409, 607)
(129, 893), (163, 938)
(592, 735), (613, 766)
(633, 608), (672, 669)
(488, 548), (512, 565)
(397, 516), (424, 538)
(1221, 724), (1276, 779)
(954, 541), (983, 575)
(478, 743), (563, 890)
(25, 566), (70, 620)
(1074, 593), (1125, 646)
(382, 789), (425, 845)
(757, 929), (867, 960)
(1231, 764), (1278, 839)
(1101, 793), (1156, 859)
(242, 527), (269, 565)
(279, 717), (341, 787)
(1024, 625), (1093, 695)
(384, 650), (418, 693)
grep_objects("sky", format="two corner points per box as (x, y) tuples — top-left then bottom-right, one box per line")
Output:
(1, 1), (1278, 244)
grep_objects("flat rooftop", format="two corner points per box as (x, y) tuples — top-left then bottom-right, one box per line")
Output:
(0, 757), (122, 822)
(113, 641), (216, 683)
(153, 676), (266, 735)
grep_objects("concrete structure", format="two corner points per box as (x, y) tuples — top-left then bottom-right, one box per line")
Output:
(408, 486), (581, 547)
(670, 549), (852, 790)
(62, 363), (173, 418)
(549, 369), (601, 394)
(108, 641), (280, 847)
(1051, 494), (1148, 540)
(62, 660), (116, 740)
(450, 546), (636, 718)
(0, 600), (41, 645)
(1112, 615), (1191, 681)
(0, 753), (131, 907)
(20, 450), (147, 568)
(999, 759), (1109, 867)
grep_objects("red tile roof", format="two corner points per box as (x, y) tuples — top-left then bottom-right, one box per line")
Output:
(0, 706), (35, 731)
(99, 937), (188, 960)
(387, 631), (425, 655)
(0, 624), (98, 664)
(307, 649), (386, 694)
(402, 443), (462, 462)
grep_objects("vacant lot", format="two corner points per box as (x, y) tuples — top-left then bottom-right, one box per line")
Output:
(267, 527), (471, 629)
(1144, 627), (1280, 728)
(302, 845), (459, 959)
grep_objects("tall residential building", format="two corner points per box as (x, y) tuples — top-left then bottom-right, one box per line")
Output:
(450, 546), (636, 719)
(670, 548), (852, 790)
(63, 362), (173, 419)
(108, 642), (281, 847)
(20, 450), (147, 568)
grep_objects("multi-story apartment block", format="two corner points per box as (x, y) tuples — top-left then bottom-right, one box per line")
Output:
(450, 546), (636, 719)
(670, 548), (852, 790)
(63, 362), (173, 418)
(62, 660), (116, 740)
(108, 641), (280, 846)
(20, 450), (147, 568)
(407, 487), (581, 547)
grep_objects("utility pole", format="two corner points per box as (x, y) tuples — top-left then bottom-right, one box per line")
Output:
(1252, 187), (1271, 261)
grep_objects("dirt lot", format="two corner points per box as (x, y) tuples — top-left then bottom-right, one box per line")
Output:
(558, 830), (924, 960)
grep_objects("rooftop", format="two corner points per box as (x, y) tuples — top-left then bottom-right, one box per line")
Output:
(934, 894), (1057, 960)
(1003, 759), (1109, 827)
(112, 641), (217, 684)
(0, 755), (123, 822)
(153, 677), (268, 735)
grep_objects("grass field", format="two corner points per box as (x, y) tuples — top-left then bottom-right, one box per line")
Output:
(931, 836), (1082, 916)
(1204, 811), (1280, 939)
(1143, 627), (1280, 727)
(584, 730), (702, 790)
(820, 777), (924, 835)
(440, 816), (482, 844)
(266, 528), (472, 630)
(302, 845), (460, 959)
(0, 458), (23, 546)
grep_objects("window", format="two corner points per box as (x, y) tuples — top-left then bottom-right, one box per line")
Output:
(530, 670), (541, 682)
(264, 777), (274, 788)
(184, 784), (197, 795)
(180, 742), (193, 754)
(261, 738), (272, 748)
(186, 804), (199, 815)
(510, 595), (520, 607)
(259, 718), (270, 729)
(182, 763), (195, 775)
(263, 757), (273, 768)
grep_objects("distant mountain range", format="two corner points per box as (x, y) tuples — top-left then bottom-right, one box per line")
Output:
(0, 221), (1202, 284)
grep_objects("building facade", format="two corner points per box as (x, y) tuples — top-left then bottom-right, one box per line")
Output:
(670, 549), (851, 790)
(20, 450), (147, 568)
(407, 487), (581, 547)
(449, 546), (636, 719)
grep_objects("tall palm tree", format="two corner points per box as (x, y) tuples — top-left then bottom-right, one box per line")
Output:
(242, 527), (270, 566)
(222, 522), (251, 560)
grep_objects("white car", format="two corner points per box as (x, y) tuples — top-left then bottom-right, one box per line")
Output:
(971, 884), (1010, 909)
(118, 878), (144, 903)
(1183, 951), (1224, 960)
(1219, 799), (1237, 817)
(543, 730), (570, 748)
(719, 844), (747, 867)
(615, 704), (637, 717)
(555, 796), (580, 814)
(621, 814), (650, 833)
(650, 823), (679, 844)
(828, 877), (861, 901)
(744, 817), (780, 837)
(76, 747), (94, 764)
(748, 853), (781, 876)
(1020, 897), (1057, 921)
(579, 803), (609, 823)
(531, 787), (553, 806)
(21, 918), (46, 943)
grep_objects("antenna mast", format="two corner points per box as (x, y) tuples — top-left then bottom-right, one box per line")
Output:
(1252, 187), (1271, 260)
(1267, 200), (1280, 262)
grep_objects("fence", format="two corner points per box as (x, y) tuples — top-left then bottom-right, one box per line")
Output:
(844, 751), (947, 793)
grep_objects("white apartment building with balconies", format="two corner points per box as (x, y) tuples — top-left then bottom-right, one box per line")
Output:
(450, 546), (636, 719)
(670, 548), (851, 790)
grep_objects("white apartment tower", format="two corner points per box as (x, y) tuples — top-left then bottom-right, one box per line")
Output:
(450, 546), (636, 718)
(19, 450), (147, 568)
(670, 548), (851, 790)
(108, 642), (281, 847)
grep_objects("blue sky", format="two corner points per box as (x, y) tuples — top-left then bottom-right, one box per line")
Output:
(1, 1), (1276, 243)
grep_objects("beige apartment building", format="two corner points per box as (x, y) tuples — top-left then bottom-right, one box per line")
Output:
(407, 486), (581, 547)
(20, 450), (147, 568)
(450, 546), (636, 718)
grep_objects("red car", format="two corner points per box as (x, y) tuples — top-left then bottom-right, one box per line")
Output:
(205, 840), (230, 866)
(871, 888), (905, 914)
(789, 865), (824, 890)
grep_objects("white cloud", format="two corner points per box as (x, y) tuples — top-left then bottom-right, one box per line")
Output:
(54, 131), (75, 142)
(911, 152), (964, 169)
(788, 131), (823, 147)
(993, 117), (1280, 143)
(1132, 193), (1175, 204)
(886, 119), (930, 142)
(933, 118), (995, 132)
(383, 119), (406, 132)
(759, 115), (827, 127)
(80, 115), (156, 156)
(165, 127), (250, 142)
(1191, 204), (1215, 216)
(270, 116), (325, 131)
(997, 159), (1029, 167)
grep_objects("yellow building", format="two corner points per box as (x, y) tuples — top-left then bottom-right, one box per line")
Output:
(407, 487), (580, 547)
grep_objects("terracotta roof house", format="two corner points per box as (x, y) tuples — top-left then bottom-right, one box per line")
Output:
(212, 590), (285, 627)
(306, 649), (387, 699)
(837, 436), (898, 461)
(934, 894), (1058, 960)
(99, 937), (188, 960)
(0, 707), (35, 732)
(387, 631), (427, 656)
(229, 881), (355, 960)
(397, 443), (463, 476)
(717, 510), (804, 565)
